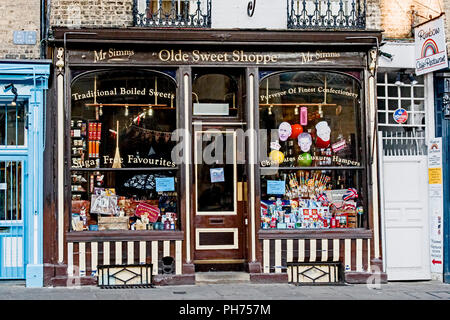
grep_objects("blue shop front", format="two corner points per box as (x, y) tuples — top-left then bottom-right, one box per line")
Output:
(0, 61), (50, 287)
(434, 69), (450, 284)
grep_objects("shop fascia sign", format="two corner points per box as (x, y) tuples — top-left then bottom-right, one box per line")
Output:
(415, 15), (449, 75)
(74, 48), (364, 66)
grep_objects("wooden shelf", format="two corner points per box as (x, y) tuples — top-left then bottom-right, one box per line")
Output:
(66, 230), (184, 242)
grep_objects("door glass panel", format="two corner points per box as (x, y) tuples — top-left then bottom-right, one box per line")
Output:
(0, 161), (22, 221)
(192, 72), (239, 117)
(0, 103), (27, 146)
(195, 131), (236, 214)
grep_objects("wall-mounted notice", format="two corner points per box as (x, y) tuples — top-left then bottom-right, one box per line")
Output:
(427, 138), (444, 274)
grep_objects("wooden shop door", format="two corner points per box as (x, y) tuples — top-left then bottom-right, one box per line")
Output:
(193, 127), (246, 268)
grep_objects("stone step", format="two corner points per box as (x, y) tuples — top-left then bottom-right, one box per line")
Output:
(195, 272), (250, 284)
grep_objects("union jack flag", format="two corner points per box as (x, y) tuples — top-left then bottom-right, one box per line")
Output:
(343, 188), (358, 201)
(316, 193), (329, 205)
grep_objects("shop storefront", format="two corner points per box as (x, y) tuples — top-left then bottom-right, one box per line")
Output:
(44, 29), (384, 286)
(0, 60), (50, 287)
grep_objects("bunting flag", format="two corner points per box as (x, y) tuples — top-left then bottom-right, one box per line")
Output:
(316, 192), (329, 205)
(343, 188), (358, 201)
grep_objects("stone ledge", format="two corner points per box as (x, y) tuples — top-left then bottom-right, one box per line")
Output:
(153, 274), (196, 286)
(344, 271), (388, 284)
(249, 273), (288, 284)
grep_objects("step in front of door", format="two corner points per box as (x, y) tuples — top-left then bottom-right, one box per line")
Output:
(195, 271), (250, 284)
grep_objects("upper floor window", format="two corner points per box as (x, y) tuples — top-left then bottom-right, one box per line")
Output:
(134, 0), (211, 28)
(287, 0), (366, 30)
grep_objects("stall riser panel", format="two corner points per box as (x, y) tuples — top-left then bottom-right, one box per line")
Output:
(66, 240), (183, 278)
(260, 238), (371, 277)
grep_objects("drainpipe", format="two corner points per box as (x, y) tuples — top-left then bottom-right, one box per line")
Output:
(40, 0), (46, 59)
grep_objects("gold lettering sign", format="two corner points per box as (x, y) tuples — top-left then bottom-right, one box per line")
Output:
(72, 87), (175, 101)
(76, 48), (362, 66)
(94, 48), (135, 62)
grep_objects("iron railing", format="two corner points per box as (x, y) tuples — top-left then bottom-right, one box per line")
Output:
(287, 0), (366, 30)
(133, 0), (211, 28)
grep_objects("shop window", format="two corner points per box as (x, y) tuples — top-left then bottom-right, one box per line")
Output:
(192, 71), (239, 117)
(259, 71), (366, 230)
(70, 70), (178, 232)
(376, 71), (426, 156)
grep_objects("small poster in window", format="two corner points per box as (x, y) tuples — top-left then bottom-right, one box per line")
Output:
(155, 177), (175, 192)
(210, 168), (225, 183)
(90, 194), (118, 215)
(135, 202), (160, 223)
(267, 180), (285, 195)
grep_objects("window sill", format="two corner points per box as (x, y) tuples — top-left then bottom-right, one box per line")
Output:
(258, 228), (372, 239)
(66, 230), (184, 242)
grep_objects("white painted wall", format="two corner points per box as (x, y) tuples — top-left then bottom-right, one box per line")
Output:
(212, 0), (287, 30)
(378, 41), (416, 69)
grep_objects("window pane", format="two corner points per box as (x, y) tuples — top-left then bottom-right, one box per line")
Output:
(258, 71), (366, 230)
(192, 71), (240, 117)
(378, 112), (386, 124)
(388, 99), (399, 111)
(71, 70), (177, 169)
(377, 99), (386, 111)
(387, 72), (397, 84)
(70, 70), (179, 232)
(0, 103), (27, 146)
(70, 170), (178, 231)
(377, 86), (385, 97)
(376, 73), (385, 84)
(414, 100), (425, 111)
(259, 71), (362, 168)
(400, 86), (411, 98)
(387, 86), (398, 97)
(414, 86), (425, 98)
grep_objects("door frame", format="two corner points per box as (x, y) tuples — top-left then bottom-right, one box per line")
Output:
(191, 123), (248, 265)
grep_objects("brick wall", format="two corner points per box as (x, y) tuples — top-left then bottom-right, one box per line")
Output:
(50, 0), (133, 28)
(49, 0), (382, 31)
(444, 0), (450, 52)
(0, 0), (40, 59)
(367, 0), (381, 30)
(380, 0), (444, 39)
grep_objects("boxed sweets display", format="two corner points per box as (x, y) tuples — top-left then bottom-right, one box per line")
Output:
(70, 185), (178, 232)
(261, 171), (361, 230)
(260, 197), (358, 230)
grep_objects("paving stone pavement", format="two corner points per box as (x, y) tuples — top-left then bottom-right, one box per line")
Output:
(0, 281), (449, 300)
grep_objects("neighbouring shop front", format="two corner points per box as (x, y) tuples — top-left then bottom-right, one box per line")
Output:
(0, 61), (50, 287)
(44, 29), (384, 286)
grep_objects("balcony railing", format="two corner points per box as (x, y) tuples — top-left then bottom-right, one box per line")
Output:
(287, 0), (366, 30)
(133, 0), (211, 28)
